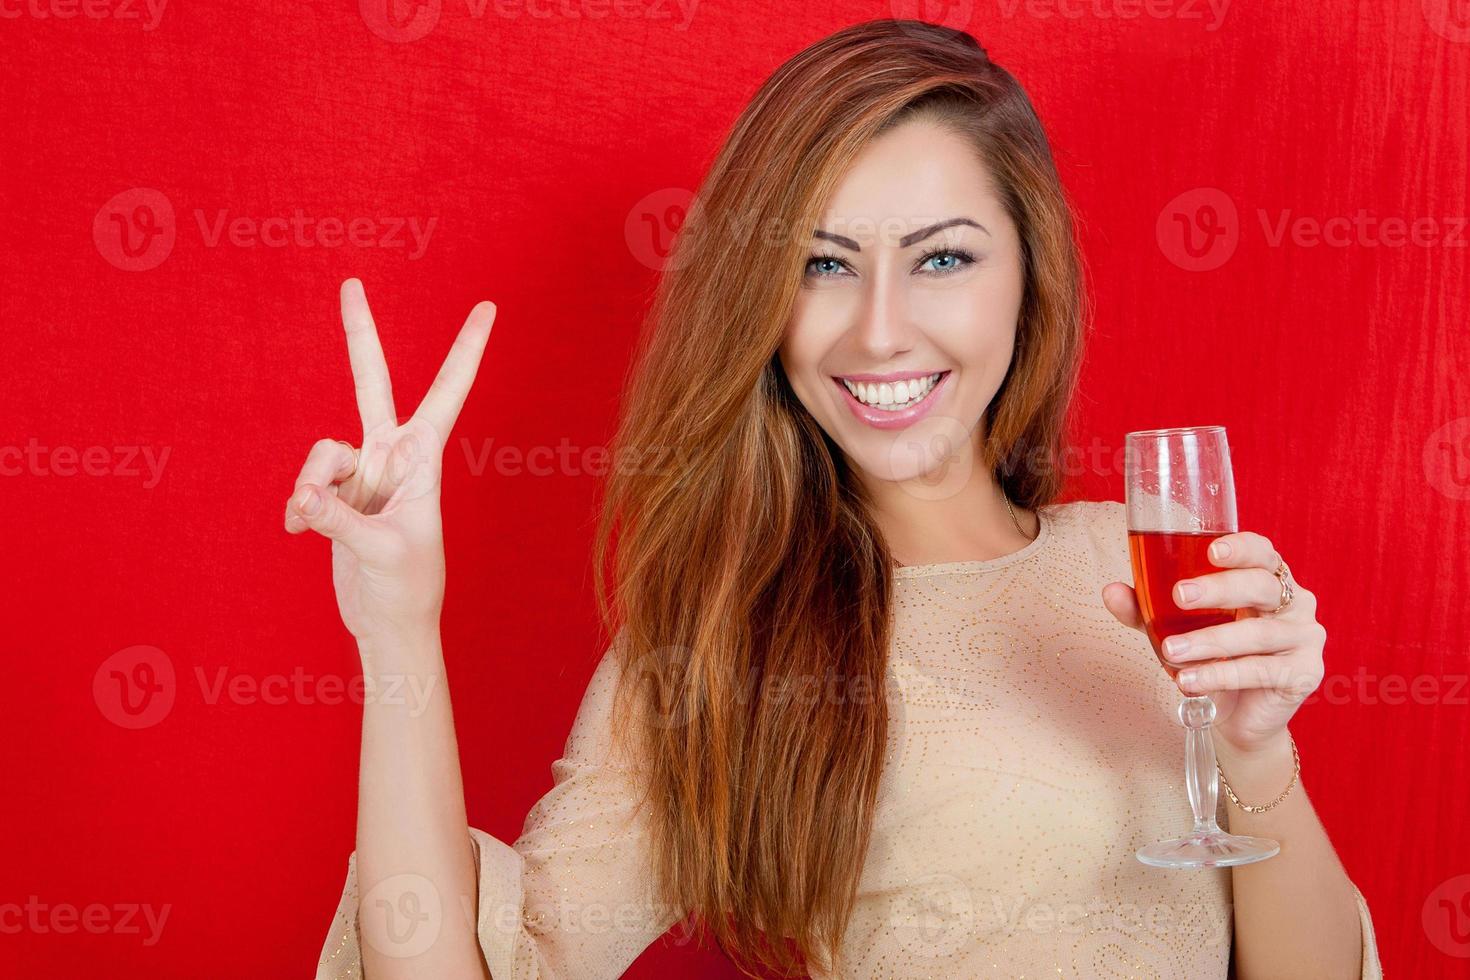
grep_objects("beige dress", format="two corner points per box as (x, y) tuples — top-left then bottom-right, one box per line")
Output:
(315, 499), (1383, 979)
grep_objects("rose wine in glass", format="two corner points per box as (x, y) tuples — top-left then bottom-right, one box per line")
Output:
(1125, 425), (1280, 868)
(1127, 530), (1236, 680)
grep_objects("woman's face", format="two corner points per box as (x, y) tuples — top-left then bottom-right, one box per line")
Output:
(778, 117), (1026, 488)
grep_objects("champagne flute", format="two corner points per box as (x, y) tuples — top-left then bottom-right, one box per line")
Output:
(1125, 425), (1280, 868)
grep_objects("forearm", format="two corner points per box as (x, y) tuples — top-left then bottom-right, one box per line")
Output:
(1215, 731), (1362, 979)
(355, 629), (491, 980)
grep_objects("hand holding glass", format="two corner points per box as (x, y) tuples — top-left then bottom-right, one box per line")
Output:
(1125, 425), (1280, 869)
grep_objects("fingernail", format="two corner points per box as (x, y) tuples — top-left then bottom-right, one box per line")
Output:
(1178, 669), (1199, 688)
(1165, 635), (1191, 659)
(1177, 581), (1200, 603)
(297, 487), (321, 516)
(1210, 539), (1231, 561)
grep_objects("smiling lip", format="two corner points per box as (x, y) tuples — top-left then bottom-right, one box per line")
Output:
(833, 370), (951, 430)
(837, 369), (941, 383)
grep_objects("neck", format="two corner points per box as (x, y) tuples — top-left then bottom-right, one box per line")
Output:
(855, 435), (1038, 568)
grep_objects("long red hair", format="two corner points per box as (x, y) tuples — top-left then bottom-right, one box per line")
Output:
(593, 19), (1088, 977)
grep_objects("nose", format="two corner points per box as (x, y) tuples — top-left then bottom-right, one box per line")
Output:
(851, 268), (917, 361)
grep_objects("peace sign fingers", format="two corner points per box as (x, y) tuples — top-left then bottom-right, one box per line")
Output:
(413, 299), (496, 439)
(339, 278), (398, 435)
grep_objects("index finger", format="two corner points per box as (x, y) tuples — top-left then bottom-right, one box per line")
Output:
(340, 278), (398, 434)
(1204, 530), (1281, 570)
(413, 300), (496, 438)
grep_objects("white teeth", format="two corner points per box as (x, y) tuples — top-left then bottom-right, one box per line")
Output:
(840, 372), (942, 410)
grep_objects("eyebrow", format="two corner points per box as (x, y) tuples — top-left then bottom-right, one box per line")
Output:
(812, 217), (991, 252)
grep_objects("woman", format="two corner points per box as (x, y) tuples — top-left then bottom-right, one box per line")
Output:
(296, 20), (1382, 979)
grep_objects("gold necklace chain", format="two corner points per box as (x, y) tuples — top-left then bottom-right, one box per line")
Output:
(1003, 493), (1029, 539)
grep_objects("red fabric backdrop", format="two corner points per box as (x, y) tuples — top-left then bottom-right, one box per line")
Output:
(2, 1), (1466, 976)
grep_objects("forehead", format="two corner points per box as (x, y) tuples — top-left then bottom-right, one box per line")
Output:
(815, 118), (1003, 244)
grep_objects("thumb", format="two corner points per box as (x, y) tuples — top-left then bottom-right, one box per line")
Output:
(381, 428), (442, 509)
(292, 484), (375, 549)
(1102, 581), (1145, 630)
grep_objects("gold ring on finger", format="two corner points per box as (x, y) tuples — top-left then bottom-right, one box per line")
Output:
(333, 439), (359, 478)
(1270, 558), (1295, 615)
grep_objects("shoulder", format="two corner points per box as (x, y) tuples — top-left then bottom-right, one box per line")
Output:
(1040, 498), (1130, 581)
(1043, 498), (1127, 540)
(563, 628), (647, 771)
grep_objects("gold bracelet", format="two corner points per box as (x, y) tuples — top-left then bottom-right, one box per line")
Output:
(1217, 733), (1300, 813)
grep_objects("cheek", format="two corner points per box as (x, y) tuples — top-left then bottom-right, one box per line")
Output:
(779, 303), (837, 391)
(913, 288), (1017, 368)
(776, 319), (803, 382)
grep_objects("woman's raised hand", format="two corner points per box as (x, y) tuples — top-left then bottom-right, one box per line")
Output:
(284, 278), (495, 643)
(1103, 530), (1325, 758)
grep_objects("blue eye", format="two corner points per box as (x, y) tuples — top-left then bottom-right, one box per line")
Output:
(917, 248), (975, 275)
(804, 253), (850, 278)
(803, 248), (977, 280)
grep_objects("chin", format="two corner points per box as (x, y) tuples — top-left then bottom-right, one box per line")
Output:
(824, 405), (985, 496)
(836, 434), (955, 486)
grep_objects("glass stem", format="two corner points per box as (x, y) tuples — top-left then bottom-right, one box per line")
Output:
(1179, 694), (1221, 834)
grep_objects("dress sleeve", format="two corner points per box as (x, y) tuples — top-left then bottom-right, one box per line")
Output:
(314, 642), (683, 979)
(1350, 880), (1383, 979)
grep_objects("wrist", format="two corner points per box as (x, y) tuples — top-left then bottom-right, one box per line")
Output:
(1213, 727), (1291, 762)
(356, 625), (443, 674)
(1214, 730), (1297, 804)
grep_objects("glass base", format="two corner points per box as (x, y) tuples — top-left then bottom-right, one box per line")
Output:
(1136, 830), (1280, 869)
